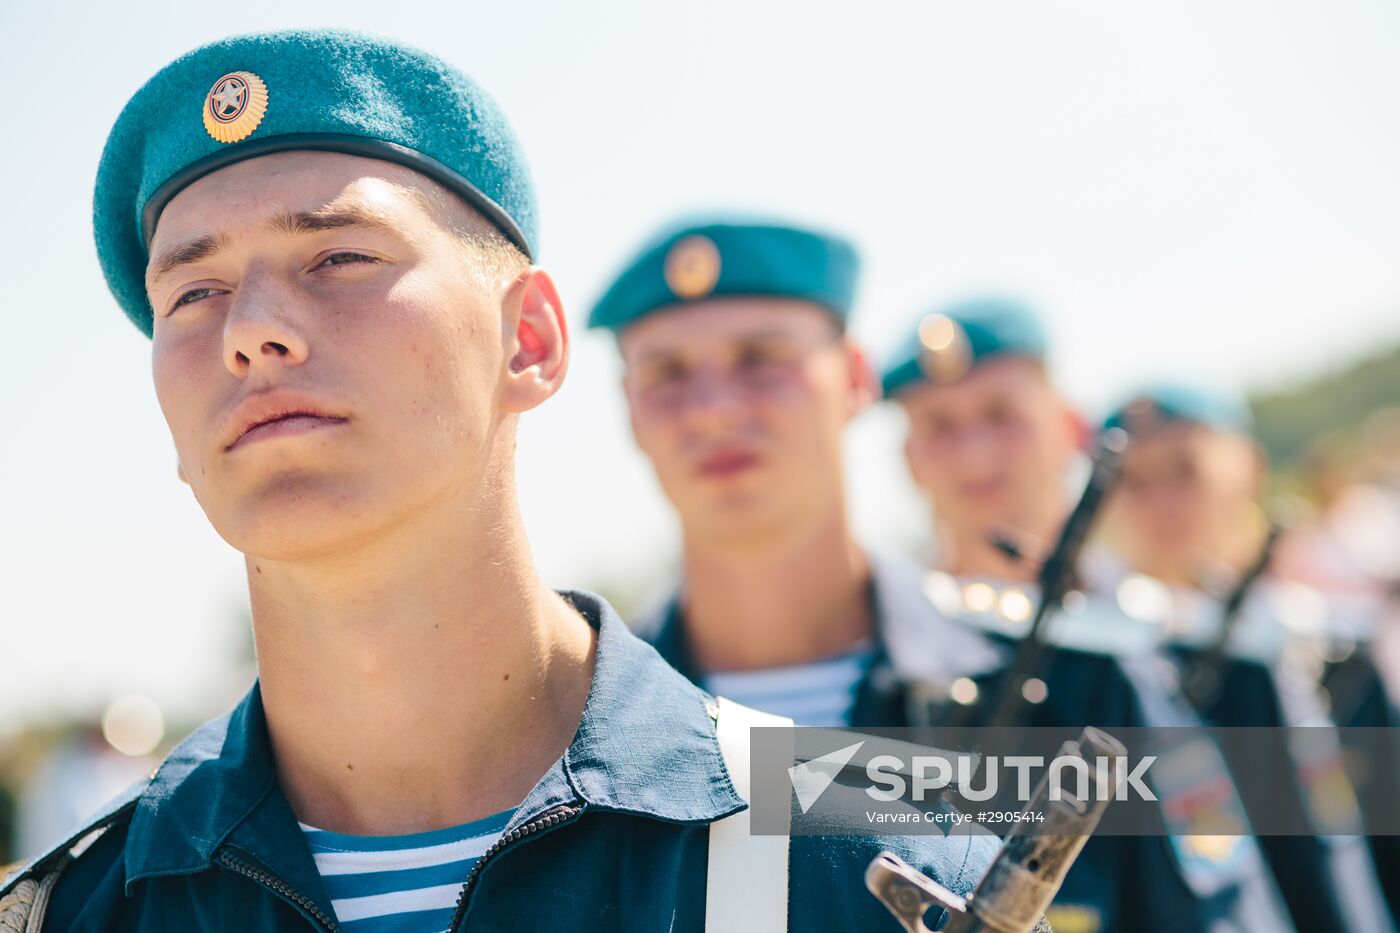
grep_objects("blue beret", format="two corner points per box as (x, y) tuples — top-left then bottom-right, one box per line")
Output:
(880, 296), (1047, 397)
(94, 29), (537, 337)
(586, 217), (859, 333)
(1102, 383), (1255, 438)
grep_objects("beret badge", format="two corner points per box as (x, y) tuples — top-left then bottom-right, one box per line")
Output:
(917, 313), (972, 384)
(663, 234), (722, 301)
(202, 71), (269, 144)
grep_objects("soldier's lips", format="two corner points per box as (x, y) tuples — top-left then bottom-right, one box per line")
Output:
(960, 476), (1012, 502)
(227, 413), (349, 451)
(698, 449), (761, 478)
(223, 389), (350, 452)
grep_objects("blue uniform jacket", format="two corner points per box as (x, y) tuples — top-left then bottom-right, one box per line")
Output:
(0, 592), (998, 932)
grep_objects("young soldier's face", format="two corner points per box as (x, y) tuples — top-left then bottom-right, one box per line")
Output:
(144, 151), (560, 559)
(900, 357), (1077, 535)
(619, 299), (871, 542)
(1110, 423), (1262, 569)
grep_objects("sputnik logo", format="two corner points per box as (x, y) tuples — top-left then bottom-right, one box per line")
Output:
(787, 741), (865, 813)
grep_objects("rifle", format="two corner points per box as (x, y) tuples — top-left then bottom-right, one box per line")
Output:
(867, 727), (1124, 933)
(1180, 521), (1285, 709)
(970, 428), (1128, 729)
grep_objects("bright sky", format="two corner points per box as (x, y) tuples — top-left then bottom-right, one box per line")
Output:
(2, 0), (1399, 731)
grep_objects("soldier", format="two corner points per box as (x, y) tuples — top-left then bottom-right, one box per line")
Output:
(1100, 384), (1396, 932)
(587, 217), (997, 728)
(878, 298), (1294, 932)
(1297, 421), (1400, 920)
(0, 31), (1002, 932)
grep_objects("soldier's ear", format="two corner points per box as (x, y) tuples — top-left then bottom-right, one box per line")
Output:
(842, 337), (878, 416)
(500, 267), (569, 414)
(1063, 403), (1090, 453)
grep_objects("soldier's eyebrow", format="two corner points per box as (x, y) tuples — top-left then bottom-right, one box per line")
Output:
(267, 203), (401, 236)
(147, 204), (407, 289)
(146, 233), (231, 288)
(733, 328), (808, 344)
(626, 328), (810, 369)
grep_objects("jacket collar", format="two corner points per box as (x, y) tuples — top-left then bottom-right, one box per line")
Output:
(560, 591), (745, 822)
(644, 549), (1003, 692)
(125, 591), (744, 891)
(124, 678), (281, 891)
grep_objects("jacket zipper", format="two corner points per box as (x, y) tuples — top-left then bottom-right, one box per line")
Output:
(445, 803), (584, 932)
(217, 849), (341, 932)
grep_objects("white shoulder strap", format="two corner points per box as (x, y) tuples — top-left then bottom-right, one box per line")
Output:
(706, 696), (794, 933)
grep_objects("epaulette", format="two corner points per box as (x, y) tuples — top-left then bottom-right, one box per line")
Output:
(0, 777), (148, 929)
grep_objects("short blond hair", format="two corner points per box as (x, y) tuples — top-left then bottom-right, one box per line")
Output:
(401, 178), (530, 287)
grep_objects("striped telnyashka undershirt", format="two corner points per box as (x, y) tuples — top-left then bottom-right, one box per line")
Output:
(298, 808), (515, 933)
(703, 642), (876, 727)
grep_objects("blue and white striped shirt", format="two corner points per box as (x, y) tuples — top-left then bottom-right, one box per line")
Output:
(298, 809), (515, 933)
(703, 642), (875, 727)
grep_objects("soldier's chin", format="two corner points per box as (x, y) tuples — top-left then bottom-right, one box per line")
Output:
(700, 480), (775, 515)
(697, 491), (804, 544)
(957, 497), (1018, 531)
(205, 481), (385, 563)
(1137, 525), (1198, 556)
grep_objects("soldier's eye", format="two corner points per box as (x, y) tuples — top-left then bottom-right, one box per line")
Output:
(737, 344), (793, 370)
(651, 363), (688, 385)
(985, 402), (1014, 425)
(172, 287), (221, 309)
(318, 251), (381, 268)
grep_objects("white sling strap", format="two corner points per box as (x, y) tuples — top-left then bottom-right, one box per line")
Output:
(706, 696), (794, 933)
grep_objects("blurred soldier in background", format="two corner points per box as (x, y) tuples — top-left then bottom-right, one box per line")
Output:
(588, 217), (998, 728)
(1100, 385), (1396, 931)
(1100, 386), (1267, 589)
(1292, 409), (1400, 920)
(878, 298), (1293, 932)
(1283, 412), (1400, 728)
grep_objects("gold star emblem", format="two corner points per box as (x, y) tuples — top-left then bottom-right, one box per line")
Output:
(663, 235), (722, 301)
(202, 71), (269, 144)
(916, 313), (972, 384)
(212, 83), (244, 113)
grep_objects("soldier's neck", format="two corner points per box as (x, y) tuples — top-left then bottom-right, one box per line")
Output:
(246, 468), (596, 837)
(1129, 517), (1270, 591)
(679, 505), (874, 672)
